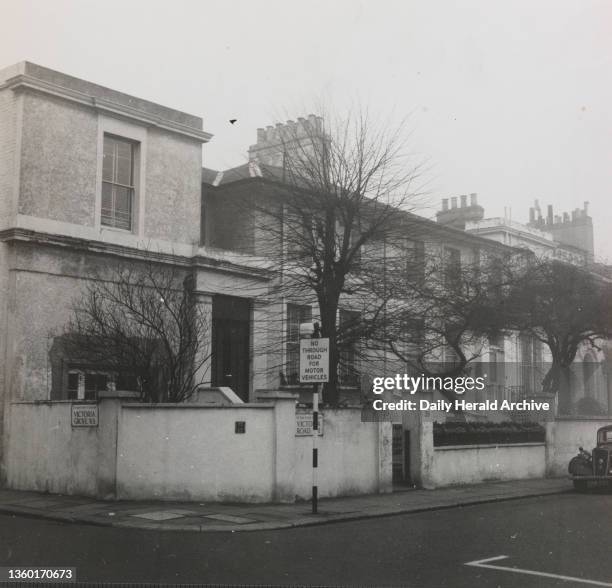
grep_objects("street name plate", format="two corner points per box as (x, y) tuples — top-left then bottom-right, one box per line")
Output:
(296, 409), (323, 436)
(299, 337), (330, 383)
(71, 404), (99, 427)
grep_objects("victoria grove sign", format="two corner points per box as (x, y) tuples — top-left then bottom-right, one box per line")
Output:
(71, 404), (99, 427)
(299, 337), (330, 383)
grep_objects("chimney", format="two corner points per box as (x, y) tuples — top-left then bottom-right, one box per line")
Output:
(547, 205), (553, 225)
(470, 193), (478, 206)
(584, 201), (589, 216)
(436, 193), (484, 229)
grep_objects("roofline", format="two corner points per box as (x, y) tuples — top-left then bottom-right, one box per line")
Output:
(203, 174), (518, 253)
(1, 62), (212, 143)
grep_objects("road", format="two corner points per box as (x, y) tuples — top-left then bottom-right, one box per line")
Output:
(1, 492), (612, 586)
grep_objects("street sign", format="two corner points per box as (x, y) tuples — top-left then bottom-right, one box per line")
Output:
(296, 409), (324, 436)
(299, 337), (330, 383)
(71, 404), (99, 427)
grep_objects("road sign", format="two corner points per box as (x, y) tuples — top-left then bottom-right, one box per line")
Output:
(295, 409), (324, 436)
(299, 337), (329, 383)
(71, 404), (99, 427)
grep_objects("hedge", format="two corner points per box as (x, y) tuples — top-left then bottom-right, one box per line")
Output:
(433, 420), (546, 447)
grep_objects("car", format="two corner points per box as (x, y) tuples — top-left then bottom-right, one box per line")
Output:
(568, 424), (612, 491)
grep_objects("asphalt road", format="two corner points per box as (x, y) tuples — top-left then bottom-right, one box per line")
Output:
(1, 492), (612, 587)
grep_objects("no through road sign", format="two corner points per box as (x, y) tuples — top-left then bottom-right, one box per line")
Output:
(299, 338), (330, 383)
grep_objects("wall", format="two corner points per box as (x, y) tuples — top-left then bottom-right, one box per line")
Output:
(4, 396), (392, 503)
(19, 92), (98, 226)
(545, 417), (612, 476)
(0, 69), (19, 227)
(144, 128), (202, 244)
(116, 404), (276, 502)
(430, 443), (546, 486)
(293, 408), (392, 499)
(413, 415), (547, 488)
(17, 91), (203, 245)
(5, 399), (119, 497)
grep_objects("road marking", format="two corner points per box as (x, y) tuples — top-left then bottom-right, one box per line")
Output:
(465, 555), (612, 587)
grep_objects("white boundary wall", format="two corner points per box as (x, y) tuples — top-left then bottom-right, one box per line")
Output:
(4, 394), (392, 503)
(430, 443), (546, 486)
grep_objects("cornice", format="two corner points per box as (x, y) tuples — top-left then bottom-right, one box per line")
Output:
(1, 74), (213, 143)
(0, 228), (272, 280)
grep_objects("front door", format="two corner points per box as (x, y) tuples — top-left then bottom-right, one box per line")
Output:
(211, 296), (250, 401)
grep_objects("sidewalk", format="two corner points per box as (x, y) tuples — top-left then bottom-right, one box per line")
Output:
(0, 478), (571, 533)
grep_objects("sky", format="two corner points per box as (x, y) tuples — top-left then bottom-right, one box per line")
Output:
(3, 0), (611, 260)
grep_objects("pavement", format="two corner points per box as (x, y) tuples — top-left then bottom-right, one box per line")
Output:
(0, 477), (572, 533)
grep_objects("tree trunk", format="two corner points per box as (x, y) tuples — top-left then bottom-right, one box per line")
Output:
(542, 361), (572, 415)
(319, 291), (340, 406)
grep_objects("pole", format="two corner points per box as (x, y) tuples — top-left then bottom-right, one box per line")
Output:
(312, 383), (319, 514)
(312, 322), (321, 514)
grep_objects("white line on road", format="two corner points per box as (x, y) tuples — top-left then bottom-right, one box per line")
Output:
(465, 555), (612, 587)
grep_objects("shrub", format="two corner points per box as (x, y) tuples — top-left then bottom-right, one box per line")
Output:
(433, 420), (545, 446)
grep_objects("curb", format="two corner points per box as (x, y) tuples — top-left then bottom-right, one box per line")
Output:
(0, 485), (572, 533)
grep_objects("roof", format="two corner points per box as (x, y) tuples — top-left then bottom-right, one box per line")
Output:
(202, 163), (518, 253)
(202, 162), (286, 186)
(0, 61), (211, 142)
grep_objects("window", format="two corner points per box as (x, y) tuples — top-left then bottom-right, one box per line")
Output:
(396, 317), (424, 361)
(66, 370), (109, 401)
(65, 368), (139, 400)
(102, 135), (136, 231)
(336, 220), (361, 264)
(339, 309), (360, 386)
(406, 240), (425, 282)
(285, 304), (312, 384)
(444, 247), (461, 288)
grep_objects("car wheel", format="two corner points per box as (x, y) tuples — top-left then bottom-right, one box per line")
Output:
(573, 479), (588, 492)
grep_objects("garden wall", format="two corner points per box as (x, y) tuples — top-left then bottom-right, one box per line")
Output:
(4, 393), (392, 503)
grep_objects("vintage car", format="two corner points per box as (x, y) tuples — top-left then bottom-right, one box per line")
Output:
(568, 424), (612, 491)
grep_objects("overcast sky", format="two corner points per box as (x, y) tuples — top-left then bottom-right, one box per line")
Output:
(3, 0), (611, 260)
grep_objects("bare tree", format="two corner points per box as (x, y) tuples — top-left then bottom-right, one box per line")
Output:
(64, 254), (210, 403)
(367, 249), (518, 402)
(244, 110), (426, 405)
(504, 257), (612, 409)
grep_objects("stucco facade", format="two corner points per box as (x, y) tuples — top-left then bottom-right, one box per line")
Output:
(0, 62), (273, 484)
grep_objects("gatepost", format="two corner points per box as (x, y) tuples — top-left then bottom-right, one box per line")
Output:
(299, 322), (329, 514)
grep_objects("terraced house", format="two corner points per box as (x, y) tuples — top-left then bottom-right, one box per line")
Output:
(0, 62), (610, 499)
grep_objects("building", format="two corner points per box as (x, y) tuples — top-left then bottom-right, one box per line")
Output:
(0, 62), (280, 486)
(202, 118), (523, 403)
(437, 195), (611, 417)
(2, 62), (609, 496)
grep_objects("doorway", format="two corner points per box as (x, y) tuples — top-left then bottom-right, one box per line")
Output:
(211, 295), (251, 402)
(392, 424), (411, 485)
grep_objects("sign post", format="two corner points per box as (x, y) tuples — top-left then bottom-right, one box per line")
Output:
(299, 322), (329, 514)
